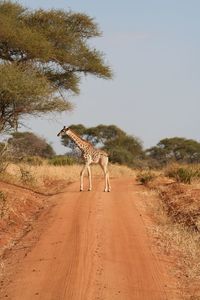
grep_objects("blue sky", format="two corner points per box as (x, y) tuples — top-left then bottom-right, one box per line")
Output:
(17, 0), (200, 153)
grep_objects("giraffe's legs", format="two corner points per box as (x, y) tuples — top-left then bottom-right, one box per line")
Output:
(87, 165), (92, 191)
(80, 162), (92, 191)
(80, 164), (87, 191)
(103, 166), (111, 192)
(106, 168), (111, 192)
(100, 157), (111, 192)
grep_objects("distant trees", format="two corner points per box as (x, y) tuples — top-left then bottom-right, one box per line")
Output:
(0, 2), (112, 133)
(8, 132), (55, 158)
(61, 124), (144, 166)
(61, 127), (200, 168)
(146, 137), (200, 165)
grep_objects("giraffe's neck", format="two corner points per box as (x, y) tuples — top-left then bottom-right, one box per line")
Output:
(67, 129), (90, 152)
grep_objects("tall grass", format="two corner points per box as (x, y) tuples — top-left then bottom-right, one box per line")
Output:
(164, 163), (200, 184)
(136, 170), (156, 185)
(2, 162), (136, 189)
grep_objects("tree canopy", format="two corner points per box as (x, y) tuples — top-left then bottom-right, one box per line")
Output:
(146, 137), (200, 165)
(0, 1), (112, 133)
(61, 124), (144, 166)
(7, 131), (55, 158)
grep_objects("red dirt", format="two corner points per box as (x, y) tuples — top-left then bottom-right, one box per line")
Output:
(0, 178), (181, 299)
(0, 181), (46, 255)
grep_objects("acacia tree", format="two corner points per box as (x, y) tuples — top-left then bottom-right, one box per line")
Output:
(146, 137), (200, 165)
(7, 132), (55, 158)
(0, 1), (112, 133)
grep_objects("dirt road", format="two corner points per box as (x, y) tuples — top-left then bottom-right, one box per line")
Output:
(0, 178), (178, 299)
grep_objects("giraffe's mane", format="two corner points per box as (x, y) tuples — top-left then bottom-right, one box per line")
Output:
(69, 128), (94, 148)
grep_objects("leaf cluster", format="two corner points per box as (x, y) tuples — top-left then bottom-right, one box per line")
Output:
(7, 131), (55, 159)
(146, 137), (200, 165)
(0, 63), (71, 131)
(0, 1), (112, 132)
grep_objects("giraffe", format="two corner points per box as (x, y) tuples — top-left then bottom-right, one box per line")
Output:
(57, 126), (111, 192)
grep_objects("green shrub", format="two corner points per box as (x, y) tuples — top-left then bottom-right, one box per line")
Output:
(136, 171), (156, 185)
(165, 166), (196, 184)
(48, 155), (76, 166)
(22, 156), (44, 166)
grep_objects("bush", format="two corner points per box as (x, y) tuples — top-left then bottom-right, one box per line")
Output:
(165, 165), (198, 184)
(8, 132), (55, 159)
(48, 155), (77, 166)
(22, 156), (44, 166)
(136, 171), (156, 185)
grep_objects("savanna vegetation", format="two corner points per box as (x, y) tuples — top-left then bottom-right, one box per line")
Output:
(1, 2), (200, 297)
(146, 137), (200, 166)
(7, 131), (55, 159)
(0, 1), (115, 187)
(136, 163), (200, 297)
(0, 1), (112, 133)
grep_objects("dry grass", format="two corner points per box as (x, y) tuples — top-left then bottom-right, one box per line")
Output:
(151, 214), (200, 298)
(147, 176), (200, 231)
(143, 172), (200, 299)
(2, 162), (136, 189)
(32, 162), (136, 183)
(164, 163), (200, 184)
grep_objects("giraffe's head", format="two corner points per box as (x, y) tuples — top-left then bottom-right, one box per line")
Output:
(57, 126), (69, 137)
